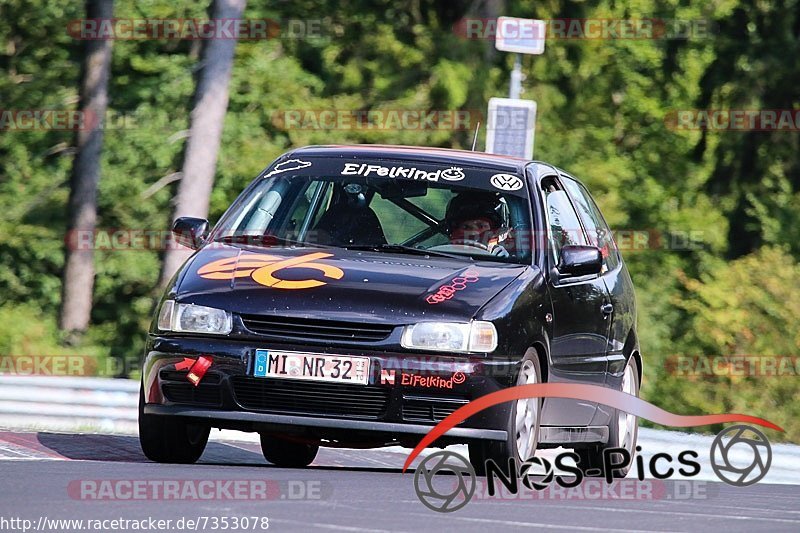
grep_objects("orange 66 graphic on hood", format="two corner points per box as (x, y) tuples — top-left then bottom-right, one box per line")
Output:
(197, 252), (344, 290)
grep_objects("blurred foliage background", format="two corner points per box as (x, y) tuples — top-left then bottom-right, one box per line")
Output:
(0, 0), (798, 440)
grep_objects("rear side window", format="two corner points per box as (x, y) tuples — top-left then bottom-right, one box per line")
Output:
(561, 176), (620, 271)
(541, 177), (588, 266)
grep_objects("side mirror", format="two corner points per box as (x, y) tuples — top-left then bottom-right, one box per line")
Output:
(557, 245), (603, 277)
(172, 217), (209, 250)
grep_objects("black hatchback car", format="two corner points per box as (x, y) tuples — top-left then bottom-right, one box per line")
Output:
(140, 144), (641, 476)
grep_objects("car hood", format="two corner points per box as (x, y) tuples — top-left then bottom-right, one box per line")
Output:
(173, 243), (526, 324)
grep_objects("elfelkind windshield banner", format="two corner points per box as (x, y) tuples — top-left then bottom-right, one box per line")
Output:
(403, 383), (780, 513)
(257, 157), (530, 197)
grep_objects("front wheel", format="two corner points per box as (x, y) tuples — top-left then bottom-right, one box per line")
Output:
(260, 434), (318, 467)
(138, 384), (210, 464)
(576, 356), (640, 478)
(469, 352), (542, 475)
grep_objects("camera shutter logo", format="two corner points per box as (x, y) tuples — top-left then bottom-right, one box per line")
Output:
(521, 456), (554, 491)
(710, 424), (772, 487)
(413, 450), (476, 513)
(490, 173), (523, 191)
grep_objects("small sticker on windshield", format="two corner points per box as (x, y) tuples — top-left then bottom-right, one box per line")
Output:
(265, 159), (312, 177)
(441, 167), (465, 181)
(489, 173), (523, 191)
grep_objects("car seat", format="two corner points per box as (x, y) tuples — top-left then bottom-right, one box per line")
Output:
(313, 203), (387, 247)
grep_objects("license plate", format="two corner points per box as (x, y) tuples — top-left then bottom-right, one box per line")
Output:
(253, 349), (370, 385)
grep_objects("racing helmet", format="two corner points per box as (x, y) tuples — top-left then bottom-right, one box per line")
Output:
(445, 191), (509, 234)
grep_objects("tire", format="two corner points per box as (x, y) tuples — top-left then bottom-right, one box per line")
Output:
(260, 434), (318, 467)
(138, 384), (210, 464)
(469, 351), (542, 476)
(576, 356), (640, 478)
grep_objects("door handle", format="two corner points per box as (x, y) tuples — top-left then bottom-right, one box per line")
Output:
(601, 302), (614, 315)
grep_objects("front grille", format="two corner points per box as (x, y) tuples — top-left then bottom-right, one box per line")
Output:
(240, 314), (394, 343)
(232, 376), (390, 419)
(402, 397), (468, 423)
(159, 369), (221, 384)
(162, 383), (222, 406)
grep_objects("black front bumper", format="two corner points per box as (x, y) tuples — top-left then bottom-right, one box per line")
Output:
(143, 405), (507, 442)
(143, 334), (519, 445)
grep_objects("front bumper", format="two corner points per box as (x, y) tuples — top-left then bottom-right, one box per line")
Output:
(143, 405), (507, 442)
(143, 334), (519, 445)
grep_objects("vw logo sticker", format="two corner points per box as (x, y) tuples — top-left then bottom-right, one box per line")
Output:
(490, 173), (523, 191)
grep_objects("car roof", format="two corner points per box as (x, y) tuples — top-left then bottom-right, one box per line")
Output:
(287, 144), (542, 174)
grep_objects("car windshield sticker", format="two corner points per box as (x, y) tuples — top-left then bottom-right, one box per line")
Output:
(265, 159), (312, 178)
(342, 163), (450, 181)
(198, 252), (343, 289)
(328, 160), (528, 196)
(489, 173), (524, 191)
(441, 167), (465, 181)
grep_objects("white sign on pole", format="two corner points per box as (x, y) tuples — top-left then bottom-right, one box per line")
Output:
(485, 97), (537, 160)
(494, 17), (546, 55)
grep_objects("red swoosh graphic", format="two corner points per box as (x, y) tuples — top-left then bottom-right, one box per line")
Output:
(402, 383), (783, 472)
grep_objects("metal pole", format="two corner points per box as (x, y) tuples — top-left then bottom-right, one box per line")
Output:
(509, 53), (522, 99)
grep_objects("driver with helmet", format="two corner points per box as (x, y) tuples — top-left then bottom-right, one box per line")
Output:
(444, 192), (511, 257)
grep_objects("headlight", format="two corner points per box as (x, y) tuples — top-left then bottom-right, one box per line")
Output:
(157, 301), (232, 335)
(400, 321), (497, 353)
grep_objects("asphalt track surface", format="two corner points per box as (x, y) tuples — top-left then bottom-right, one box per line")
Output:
(0, 431), (798, 532)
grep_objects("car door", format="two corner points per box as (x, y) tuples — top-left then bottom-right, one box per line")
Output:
(539, 175), (612, 426)
(560, 174), (637, 428)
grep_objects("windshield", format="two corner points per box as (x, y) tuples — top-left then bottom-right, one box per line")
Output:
(213, 158), (533, 265)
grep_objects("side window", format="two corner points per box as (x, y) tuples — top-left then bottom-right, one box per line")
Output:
(541, 177), (588, 266)
(561, 177), (620, 271)
(291, 180), (332, 238)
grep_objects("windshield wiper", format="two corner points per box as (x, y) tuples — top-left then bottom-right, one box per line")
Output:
(343, 244), (468, 260)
